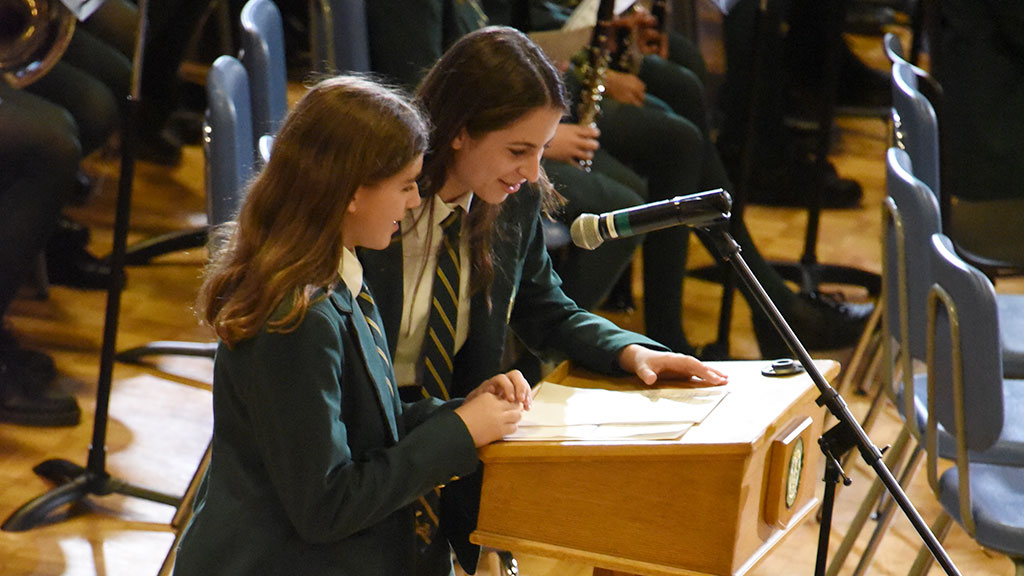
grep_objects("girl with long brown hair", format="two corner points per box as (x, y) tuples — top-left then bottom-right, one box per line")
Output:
(359, 26), (728, 574)
(173, 75), (530, 576)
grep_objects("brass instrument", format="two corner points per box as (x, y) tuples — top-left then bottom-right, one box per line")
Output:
(576, 0), (615, 172)
(0, 0), (76, 88)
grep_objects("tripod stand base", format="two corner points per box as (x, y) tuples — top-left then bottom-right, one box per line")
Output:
(1, 459), (182, 532)
(116, 341), (217, 363)
(109, 227), (208, 266)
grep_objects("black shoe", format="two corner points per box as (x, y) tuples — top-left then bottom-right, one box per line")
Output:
(70, 171), (96, 206)
(754, 291), (875, 359)
(0, 329), (56, 383)
(136, 130), (183, 167)
(167, 110), (205, 146)
(497, 551), (518, 576)
(45, 244), (115, 291)
(52, 216), (91, 252)
(0, 351), (80, 427)
(746, 155), (863, 209)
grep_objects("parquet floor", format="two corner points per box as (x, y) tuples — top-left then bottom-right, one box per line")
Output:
(2, 6), (1021, 575)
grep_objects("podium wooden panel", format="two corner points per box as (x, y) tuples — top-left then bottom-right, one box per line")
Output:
(472, 360), (839, 576)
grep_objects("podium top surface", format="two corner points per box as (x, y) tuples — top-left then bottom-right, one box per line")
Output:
(479, 359), (838, 461)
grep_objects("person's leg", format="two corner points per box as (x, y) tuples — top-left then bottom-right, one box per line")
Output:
(598, 99), (704, 353)
(25, 61), (120, 156)
(545, 152), (646, 311)
(60, 27), (132, 105)
(0, 88), (82, 426)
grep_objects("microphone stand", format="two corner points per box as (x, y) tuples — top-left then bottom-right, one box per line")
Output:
(3, 0), (182, 532)
(695, 206), (959, 576)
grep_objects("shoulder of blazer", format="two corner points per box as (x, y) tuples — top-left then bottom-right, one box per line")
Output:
(265, 284), (353, 328)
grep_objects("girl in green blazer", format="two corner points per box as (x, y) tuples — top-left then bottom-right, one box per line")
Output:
(360, 26), (730, 573)
(172, 76), (531, 576)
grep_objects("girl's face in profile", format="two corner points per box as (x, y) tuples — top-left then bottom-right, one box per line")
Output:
(343, 154), (424, 250)
(440, 106), (563, 205)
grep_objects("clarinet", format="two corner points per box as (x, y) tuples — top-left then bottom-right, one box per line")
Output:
(610, 0), (668, 75)
(576, 0), (616, 172)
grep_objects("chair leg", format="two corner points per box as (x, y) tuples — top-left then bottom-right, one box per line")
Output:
(836, 303), (883, 397)
(856, 334), (885, 397)
(157, 440), (211, 576)
(907, 511), (953, 576)
(826, 425), (914, 576)
(857, 345), (890, 437)
(852, 444), (924, 576)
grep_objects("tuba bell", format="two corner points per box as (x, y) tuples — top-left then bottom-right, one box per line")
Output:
(0, 0), (76, 88)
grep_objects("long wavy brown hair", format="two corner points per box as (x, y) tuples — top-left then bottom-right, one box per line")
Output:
(196, 76), (429, 347)
(414, 26), (568, 298)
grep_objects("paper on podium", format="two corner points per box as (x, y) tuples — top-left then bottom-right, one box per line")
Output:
(505, 382), (727, 441)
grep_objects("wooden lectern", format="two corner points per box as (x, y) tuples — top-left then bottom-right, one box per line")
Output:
(472, 360), (839, 576)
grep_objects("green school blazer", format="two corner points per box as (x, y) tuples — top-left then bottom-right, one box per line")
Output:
(361, 185), (667, 571)
(172, 286), (479, 575)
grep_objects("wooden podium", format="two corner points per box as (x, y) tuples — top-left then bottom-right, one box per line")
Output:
(472, 360), (839, 576)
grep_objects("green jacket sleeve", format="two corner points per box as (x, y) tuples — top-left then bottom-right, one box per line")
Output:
(237, 307), (479, 543)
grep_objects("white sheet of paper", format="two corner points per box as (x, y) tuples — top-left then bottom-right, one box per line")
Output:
(563, 0), (638, 30)
(60, 0), (108, 21)
(505, 422), (693, 442)
(519, 382), (726, 427)
(528, 27), (594, 63)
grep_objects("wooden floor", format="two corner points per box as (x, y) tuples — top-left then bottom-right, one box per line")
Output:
(2, 8), (1021, 576)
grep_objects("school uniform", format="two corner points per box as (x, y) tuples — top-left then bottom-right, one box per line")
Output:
(361, 185), (667, 571)
(173, 251), (479, 576)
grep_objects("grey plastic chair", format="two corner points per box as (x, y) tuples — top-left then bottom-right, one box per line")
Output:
(891, 54), (1024, 275)
(308, 0), (370, 74)
(240, 0), (288, 151)
(117, 55), (255, 363)
(891, 61), (940, 197)
(906, 233), (1024, 576)
(827, 148), (1024, 576)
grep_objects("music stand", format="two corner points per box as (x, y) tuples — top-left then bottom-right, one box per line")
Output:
(691, 193), (959, 576)
(3, 0), (183, 532)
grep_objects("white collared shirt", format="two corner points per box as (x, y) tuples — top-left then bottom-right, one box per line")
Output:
(393, 194), (474, 389)
(338, 247), (363, 297)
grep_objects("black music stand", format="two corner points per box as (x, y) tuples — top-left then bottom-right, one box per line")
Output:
(3, 0), (183, 532)
(689, 194), (959, 576)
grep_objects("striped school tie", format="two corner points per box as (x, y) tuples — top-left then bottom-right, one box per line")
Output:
(361, 283), (442, 549)
(356, 284), (394, 399)
(420, 208), (463, 401)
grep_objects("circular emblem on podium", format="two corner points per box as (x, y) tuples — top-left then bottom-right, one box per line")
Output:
(785, 437), (804, 508)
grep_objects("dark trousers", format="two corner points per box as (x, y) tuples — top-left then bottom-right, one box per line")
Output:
(0, 87), (79, 314)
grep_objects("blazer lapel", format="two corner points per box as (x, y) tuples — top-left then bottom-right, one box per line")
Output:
(330, 289), (399, 442)
(358, 240), (404, 358)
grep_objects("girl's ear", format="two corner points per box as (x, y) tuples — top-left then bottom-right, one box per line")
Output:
(347, 187), (363, 214)
(451, 127), (469, 150)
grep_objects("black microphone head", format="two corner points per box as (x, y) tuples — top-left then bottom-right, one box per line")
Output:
(570, 213), (603, 250)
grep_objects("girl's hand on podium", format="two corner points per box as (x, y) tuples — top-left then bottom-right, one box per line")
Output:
(617, 345), (729, 387)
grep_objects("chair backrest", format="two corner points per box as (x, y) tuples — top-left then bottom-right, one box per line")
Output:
(204, 55), (255, 229)
(308, 0), (371, 74)
(882, 32), (905, 65)
(926, 233), (1004, 455)
(884, 147), (942, 362)
(240, 0), (288, 147)
(891, 60), (941, 196)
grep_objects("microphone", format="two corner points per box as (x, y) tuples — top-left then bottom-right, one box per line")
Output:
(570, 188), (732, 250)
